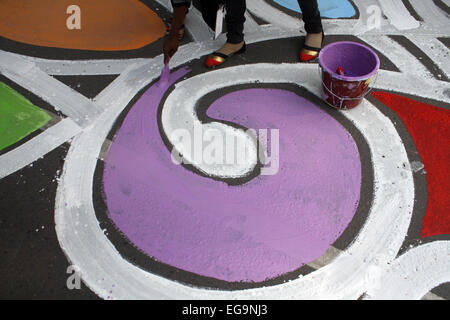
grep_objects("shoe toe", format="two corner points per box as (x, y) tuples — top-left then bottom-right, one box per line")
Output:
(300, 52), (317, 62)
(205, 57), (223, 68)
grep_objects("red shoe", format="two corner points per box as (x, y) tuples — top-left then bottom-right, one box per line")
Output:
(205, 42), (246, 68)
(300, 32), (324, 62)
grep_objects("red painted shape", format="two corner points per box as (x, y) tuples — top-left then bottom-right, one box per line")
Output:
(371, 91), (450, 238)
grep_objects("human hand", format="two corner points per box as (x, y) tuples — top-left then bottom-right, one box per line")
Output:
(163, 34), (179, 65)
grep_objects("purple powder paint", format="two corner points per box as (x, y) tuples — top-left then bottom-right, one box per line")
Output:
(103, 71), (362, 283)
(159, 64), (170, 85)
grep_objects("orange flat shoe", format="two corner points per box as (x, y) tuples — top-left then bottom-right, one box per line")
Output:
(300, 32), (324, 62)
(205, 42), (246, 68)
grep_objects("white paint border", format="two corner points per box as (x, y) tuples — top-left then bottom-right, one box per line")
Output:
(378, 0), (420, 31)
(0, 50), (102, 127)
(366, 241), (450, 299)
(0, 118), (81, 179)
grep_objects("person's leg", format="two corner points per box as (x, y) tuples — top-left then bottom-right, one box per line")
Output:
(225, 0), (246, 44)
(297, 0), (323, 61)
(214, 0), (246, 55)
(206, 0), (246, 67)
(297, 0), (323, 34)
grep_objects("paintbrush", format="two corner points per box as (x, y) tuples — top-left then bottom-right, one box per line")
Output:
(160, 62), (170, 85)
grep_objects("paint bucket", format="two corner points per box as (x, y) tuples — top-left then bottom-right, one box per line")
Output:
(318, 41), (380, 110)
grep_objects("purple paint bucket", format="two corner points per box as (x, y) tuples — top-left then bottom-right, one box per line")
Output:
(319, 41), (380, 110)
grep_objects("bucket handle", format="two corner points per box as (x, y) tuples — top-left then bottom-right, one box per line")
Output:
(318, 65), (378, 101)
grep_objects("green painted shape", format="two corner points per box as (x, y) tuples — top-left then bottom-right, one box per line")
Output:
(0, 82), (51, 151)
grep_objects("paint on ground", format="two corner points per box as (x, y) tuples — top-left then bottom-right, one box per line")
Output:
(372, 91), (450, 238)
(0, 0), (166, 51)
(272, 0), (356, 18)
(0, 82), (51, 151)
(102, 72), (362, 283)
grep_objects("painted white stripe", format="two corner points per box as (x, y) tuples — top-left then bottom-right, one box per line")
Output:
(185, 6), (215, 42)
(244, 11), (261, 32)
(409, 0), (450, 31)
(26, 56), (147, 76)
(374, 69), (450, 103)
(0, 51), (102, 126)
(243, 24), (301, 43)
(8, 51), (148, 76)
(378, 0), (420, 30)
(93, 59), (151, 111)
(406, 35), (450, 79)
(366, 241), (450, 299)
(162, 68), (261, 178)
(360, 35), (433, 79)
(154, 0), (171, 10)
(0, 118), (81, 179)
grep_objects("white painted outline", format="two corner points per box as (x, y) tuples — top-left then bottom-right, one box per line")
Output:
(366, 241), (450, 300)
(21, 55), (148, 76)
(409, 0), (450, 31)
(162, 72), (260, 178)
(378, 0), (420, 31)
(0, 118), (81, 179)
(406, 35), (450, 79)
(360, 35), (433, 79)
(185, 6), (215, 42)
(0, 50), (102, 127)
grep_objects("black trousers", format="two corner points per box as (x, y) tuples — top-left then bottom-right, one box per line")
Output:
(224, 0), (246, 44)
(199, 0), (246, 44)
(222, 0), (322, 41)
(297, 0), (323, 33)
(199, 0), (321, 43)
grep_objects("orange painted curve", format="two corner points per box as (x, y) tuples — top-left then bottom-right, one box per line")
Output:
(0, 0), (166, 51)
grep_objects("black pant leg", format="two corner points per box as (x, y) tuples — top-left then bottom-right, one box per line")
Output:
(297, 0), (323, 33)
(198, 0), (219, 30)
(224, 0), (246, 43)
